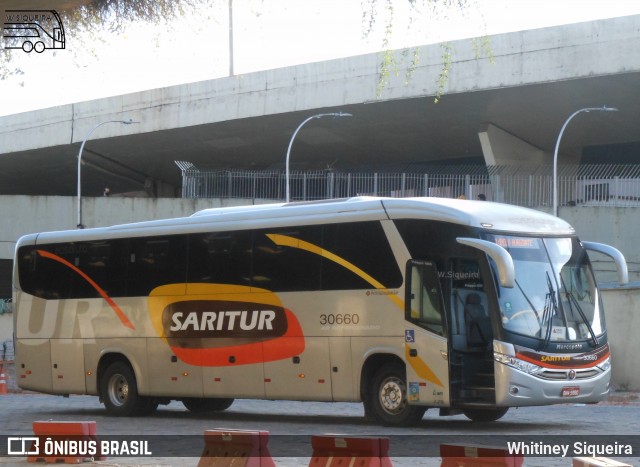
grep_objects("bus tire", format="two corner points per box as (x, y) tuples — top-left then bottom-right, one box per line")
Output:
(368, 364), (425, 426)
(463, 407), (509, 422)
(182, 397), (234, 413)
(101, 361), (154, 416)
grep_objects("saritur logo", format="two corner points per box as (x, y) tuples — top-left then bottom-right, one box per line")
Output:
(2, 10), (65, 53)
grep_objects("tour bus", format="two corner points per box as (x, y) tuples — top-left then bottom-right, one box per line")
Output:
(13, 197), (628, 425)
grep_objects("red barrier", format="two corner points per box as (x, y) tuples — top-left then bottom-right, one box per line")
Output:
(440, 443), (524, 467)
(28, 420), (105, 464)
(197, 429), (276, 467)
(573, 458), (632, 467)
(309, 435), (393, 467)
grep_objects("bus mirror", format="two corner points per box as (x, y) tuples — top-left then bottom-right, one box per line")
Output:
(456, 237), (515, 288)
(582, 241), (629, 285)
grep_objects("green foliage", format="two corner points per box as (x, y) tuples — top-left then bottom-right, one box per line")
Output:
(0, 0), (494, 103)
(434, 42), (453, 103)
(63, 0), (200, 33)
(363, 0), (493, 103)
(0, 0), (207, 80)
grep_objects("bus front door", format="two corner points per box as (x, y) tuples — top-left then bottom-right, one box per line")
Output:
(404, 261), (450, 408)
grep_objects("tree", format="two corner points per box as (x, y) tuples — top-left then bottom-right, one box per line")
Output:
(1, 0), (490, 101)
(0, 0), (206, 80)
(362, 0), (492, 101)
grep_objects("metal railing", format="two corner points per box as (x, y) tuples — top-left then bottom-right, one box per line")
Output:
(176, 163), (640, 208)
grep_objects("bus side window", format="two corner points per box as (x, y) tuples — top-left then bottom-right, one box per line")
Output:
(406, 261), (445, 336)
(128, 235), (187, 296)
(188, 231), (252, 286)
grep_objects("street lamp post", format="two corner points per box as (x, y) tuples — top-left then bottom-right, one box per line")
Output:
(285, 112), (352, 202)
(552, 106), (617, 217)
(77, 119), (138, 228)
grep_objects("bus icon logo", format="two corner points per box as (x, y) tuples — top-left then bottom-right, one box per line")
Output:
(2, 10), (65, 53)
(7, 437), (40, 456)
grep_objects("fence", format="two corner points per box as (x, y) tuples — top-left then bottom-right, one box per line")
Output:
(176, 163), (640, 208)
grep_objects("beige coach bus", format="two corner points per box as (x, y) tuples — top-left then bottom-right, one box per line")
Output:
(13, 197), (628, 426)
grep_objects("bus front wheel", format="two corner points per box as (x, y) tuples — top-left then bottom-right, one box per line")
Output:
(367, 364), (425, 426)
(100, 361), (158, 416)
(463, 407), (509, 422)
(182, 397), (234, 413)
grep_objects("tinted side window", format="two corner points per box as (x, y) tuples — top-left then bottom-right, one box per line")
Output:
(72, 239), (130, 298)
(252, 226), (322, 292)
(321, 222), (402, 290)
(394, 219), (476, 263)
(406, 260), (445, 335)
(127, 235), (187, 296)
(18, 245), (75, 299)
(18, 241), (130, 300)
(188, 231), (252, 286)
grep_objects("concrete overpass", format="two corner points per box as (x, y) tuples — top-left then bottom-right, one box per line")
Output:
(1, 15), (640, 198)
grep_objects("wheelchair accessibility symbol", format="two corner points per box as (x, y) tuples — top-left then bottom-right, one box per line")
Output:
(405, 329), (415, 343)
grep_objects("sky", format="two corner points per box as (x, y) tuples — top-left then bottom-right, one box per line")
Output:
(2, 0), (640, 117)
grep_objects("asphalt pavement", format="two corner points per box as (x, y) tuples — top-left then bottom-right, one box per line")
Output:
(0, 392), (638, 466)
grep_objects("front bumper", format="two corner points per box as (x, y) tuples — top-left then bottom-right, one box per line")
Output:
(494, 361), (610, 406)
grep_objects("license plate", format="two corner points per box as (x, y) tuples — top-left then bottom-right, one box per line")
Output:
(561, 386), (580, 397)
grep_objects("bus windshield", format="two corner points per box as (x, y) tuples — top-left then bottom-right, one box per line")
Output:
(484, 234), (604, 344)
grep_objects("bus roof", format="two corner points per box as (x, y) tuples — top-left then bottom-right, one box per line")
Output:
(19, 196), (575, 245)
(190, 196), (574, 234)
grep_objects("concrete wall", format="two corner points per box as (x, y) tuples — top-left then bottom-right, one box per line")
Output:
(601, 285), (640, 390)
(0, 195), (274, 260)
(559, 205), (640, 283)
(3, 15), (640, 157)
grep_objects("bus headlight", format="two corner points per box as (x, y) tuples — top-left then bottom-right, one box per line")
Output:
(596, 357), (611, 372)
(494, 352), (542, 374)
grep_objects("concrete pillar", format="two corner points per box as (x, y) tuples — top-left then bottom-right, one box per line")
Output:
(478, 123), (548, 165)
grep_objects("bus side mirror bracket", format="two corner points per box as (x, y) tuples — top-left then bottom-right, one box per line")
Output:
(582, 241), (629, 285)
(456, 237), (515, 288)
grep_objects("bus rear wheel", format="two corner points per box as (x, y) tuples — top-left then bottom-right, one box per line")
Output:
(182, 397), (234, 412)
(463, 407), (509, 422)
(100, 361), (158, 416)
(367, 364), (425, 426)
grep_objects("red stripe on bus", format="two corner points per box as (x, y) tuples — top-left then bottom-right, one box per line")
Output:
(36, 249), (135, 330)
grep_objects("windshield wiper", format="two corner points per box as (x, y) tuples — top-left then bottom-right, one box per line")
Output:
(541, 272), (558, 350)
(559, 274), (599, 347)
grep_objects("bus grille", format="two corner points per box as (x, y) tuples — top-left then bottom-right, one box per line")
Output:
(537, 369), (600, 380)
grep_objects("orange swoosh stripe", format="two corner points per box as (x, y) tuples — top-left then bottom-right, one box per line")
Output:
(266, 233), (444, 387)
(36, 249), (134, 330)
(266, 233), (404, 309)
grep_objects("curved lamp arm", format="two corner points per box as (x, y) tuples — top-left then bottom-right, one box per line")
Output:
(77, 119), (138, 228)
(553, 106), (617, 216)
(285, 112), (352, 202)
